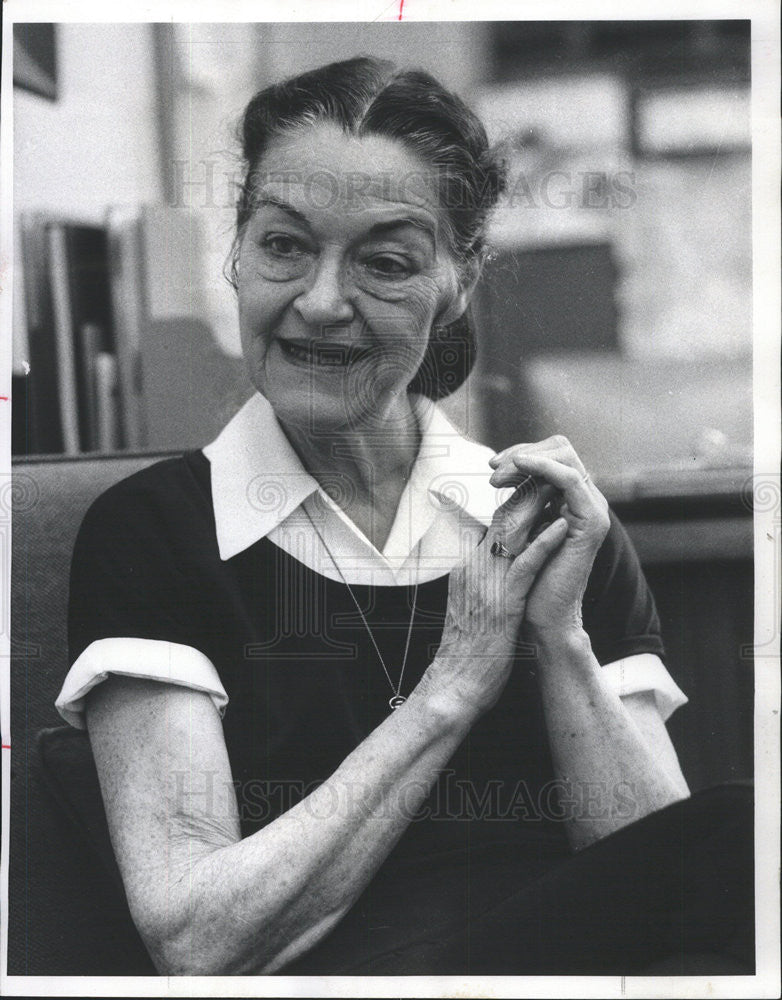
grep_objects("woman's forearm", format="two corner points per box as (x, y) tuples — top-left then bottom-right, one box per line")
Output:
(90, 510), (565, 976)
(140, 683), (473, 975)
(530, 627), (688, 851)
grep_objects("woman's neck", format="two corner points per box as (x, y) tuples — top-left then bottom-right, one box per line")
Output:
(277, 393), (423, 549)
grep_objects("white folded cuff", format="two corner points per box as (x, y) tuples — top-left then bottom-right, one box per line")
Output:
(55, 645), (684, 731)
(55, 637), (229, 730)
(601, 653), (689, 721)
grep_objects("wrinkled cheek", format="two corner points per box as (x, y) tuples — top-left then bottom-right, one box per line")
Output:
(369, 316), (431, 385)
(361, 280), (443, 349)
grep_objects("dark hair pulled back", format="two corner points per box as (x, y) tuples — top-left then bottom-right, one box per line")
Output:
(230, 56), (507, 400)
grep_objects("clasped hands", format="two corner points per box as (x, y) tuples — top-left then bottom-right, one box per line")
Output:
(425, 436), (610, 718)
(486, 433), (611, 634)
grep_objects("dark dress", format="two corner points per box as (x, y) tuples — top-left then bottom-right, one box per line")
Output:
(65, 450), (754, 975)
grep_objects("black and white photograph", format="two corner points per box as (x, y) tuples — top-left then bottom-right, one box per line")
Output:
(1, 2), (779, 996)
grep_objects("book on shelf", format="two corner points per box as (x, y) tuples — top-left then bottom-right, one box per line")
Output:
(17, 213), (64, 454)
(78, 323), (103, 452)
(106, 206), (147, 449)
(94, 352), (121, 451)
(16, 212), (132, 455)
(47, 223), (82, 453)
(14, 203), (232, 456)
(46, 220), (118, 453)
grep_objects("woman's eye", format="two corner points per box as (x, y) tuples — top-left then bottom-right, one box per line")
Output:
(263, 234), (305, 257)
(364, 255), (413, 278)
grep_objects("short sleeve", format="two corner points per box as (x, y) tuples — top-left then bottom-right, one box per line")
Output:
(600, 652), (687, 721)
(55, 637), (228, 729)
(582, 508), (667, 667)
(59, 460), (228, 728)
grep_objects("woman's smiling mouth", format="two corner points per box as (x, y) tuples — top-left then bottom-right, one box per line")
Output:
(277, 338), (373, 369)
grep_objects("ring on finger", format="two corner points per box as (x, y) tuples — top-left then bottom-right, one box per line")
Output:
(490, 540), (516, 559)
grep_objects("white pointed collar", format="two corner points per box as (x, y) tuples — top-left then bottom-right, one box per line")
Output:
(202, 391), (502, 562)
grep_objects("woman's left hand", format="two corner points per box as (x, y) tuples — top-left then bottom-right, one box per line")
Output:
(488, 435), (610, 635)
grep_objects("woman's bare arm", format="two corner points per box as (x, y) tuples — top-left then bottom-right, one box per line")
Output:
(489, 437), (690, 850)
(86, 513), (567, 976)
(87, 674), (473, 975)
(530, 630), (690, 851)
(620, 690), (690, 796)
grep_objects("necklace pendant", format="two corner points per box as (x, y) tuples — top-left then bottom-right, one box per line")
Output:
(389, 694), (407, 710)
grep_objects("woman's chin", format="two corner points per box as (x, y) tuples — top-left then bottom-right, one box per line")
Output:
(265, 394), (359, 436)
(254, 346), (411, 433)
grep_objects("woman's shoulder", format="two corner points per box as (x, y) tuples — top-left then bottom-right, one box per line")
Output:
(78, 449), (213, 542)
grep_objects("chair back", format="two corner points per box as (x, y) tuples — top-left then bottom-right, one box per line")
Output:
(8, 451), (173, 975)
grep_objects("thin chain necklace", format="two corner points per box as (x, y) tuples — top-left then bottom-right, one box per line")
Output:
(302, 503), (419, 711)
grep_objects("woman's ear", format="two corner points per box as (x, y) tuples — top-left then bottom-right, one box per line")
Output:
(438, 255), (483, 327)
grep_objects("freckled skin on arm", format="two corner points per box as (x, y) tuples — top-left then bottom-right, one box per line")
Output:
(490, 438), (690, 850)
(85, 506), (571, 976)
(531, 631), (690, 850)
(86, 674), (476, 975)
(620, 690), (690, 797)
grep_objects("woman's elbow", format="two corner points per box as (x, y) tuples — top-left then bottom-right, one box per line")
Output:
(124, 858), (352, 975)
(130, 893), (331, 976)
(130, 895), (255, 976)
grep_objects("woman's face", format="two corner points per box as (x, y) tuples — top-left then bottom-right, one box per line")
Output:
(235, 122), (474, 433)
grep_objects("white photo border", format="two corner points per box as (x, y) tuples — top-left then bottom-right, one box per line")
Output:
(1, 2), (779, 997)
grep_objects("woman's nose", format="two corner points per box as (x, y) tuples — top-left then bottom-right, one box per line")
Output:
(293, 257), (354, 326)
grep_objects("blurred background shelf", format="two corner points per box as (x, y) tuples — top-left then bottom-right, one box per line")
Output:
(12, 19), (752, 467)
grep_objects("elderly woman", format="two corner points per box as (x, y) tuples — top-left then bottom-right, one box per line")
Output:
(56, 58), (753, 976)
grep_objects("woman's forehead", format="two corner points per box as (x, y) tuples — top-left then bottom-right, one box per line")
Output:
(250, 123), (443, 228)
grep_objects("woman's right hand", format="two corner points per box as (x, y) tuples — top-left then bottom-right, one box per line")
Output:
(420, 483), (568, 720)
